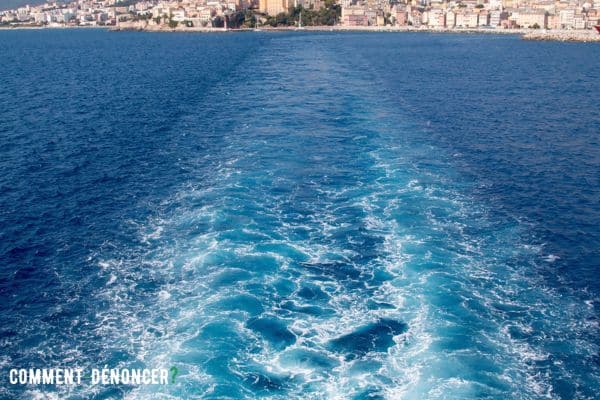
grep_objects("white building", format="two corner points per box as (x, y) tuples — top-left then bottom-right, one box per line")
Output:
(478, 11), (489, 26)
(456, 11), (479, 27)
(446, 10), (456, 27)
(572, 13), (585, 29)
(428, 8), (446, 27)
(171, 9), (186, 21)
(559, 8), (574, 28)
(489, 0), (503, 9)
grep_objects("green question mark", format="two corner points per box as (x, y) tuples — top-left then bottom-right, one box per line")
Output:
(169, 366), (179, 384)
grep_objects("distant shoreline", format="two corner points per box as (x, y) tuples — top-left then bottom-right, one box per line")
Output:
(0, 24), (101, 30)
(1, 24), (599, 42)
(114, 24), (600, 41)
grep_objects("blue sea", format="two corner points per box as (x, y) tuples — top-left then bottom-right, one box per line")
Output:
(0, 30), (598, 399)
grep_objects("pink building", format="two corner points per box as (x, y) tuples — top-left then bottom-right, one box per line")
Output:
(501, 19), (517, 28)
(396, 11), (408, 26)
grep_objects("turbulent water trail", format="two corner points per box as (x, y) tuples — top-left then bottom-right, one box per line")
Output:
(61, 35), (597, 400)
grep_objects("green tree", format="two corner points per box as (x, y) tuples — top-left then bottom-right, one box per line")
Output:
(114, 0), (137, 7)
(275, 12), (289, 25)
(284, 3), (340, 27)
(212, 15), (225, 28)
(241, 10), (257, 28)
(228, 11), (246, 28)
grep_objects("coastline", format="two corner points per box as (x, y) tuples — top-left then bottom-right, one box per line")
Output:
(0, 24), (103, 30)
(2, 23), (599, 42)
(112, 23), (600, 42)
(2, 18), (600, 400)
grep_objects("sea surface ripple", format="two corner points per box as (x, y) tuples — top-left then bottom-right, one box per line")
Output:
(0, 30), (598, 400)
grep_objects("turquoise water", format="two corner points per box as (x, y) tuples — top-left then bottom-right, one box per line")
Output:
(0, 30), (598, 399)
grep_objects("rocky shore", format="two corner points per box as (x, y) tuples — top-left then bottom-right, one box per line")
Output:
(110, 21), (230, 32)
(522, 29), (600, 42)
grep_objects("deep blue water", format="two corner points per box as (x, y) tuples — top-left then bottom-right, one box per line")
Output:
(0, 30), (598, 399)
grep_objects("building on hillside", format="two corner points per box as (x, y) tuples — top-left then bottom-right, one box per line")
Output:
(410, 9), (422, 26)
(546, 13), (559, 28)
(446, 10), (456, 27)
(489, 10), (509, 25)
(259, 0), (290, 15)
(501, 17), (518, 27)
(586, 9), (599, 28)
(531, 0), (557, 13)
(396, 9), (408, 25)
(427, 8), (446, 27)
(488, 0), (503, 9)
(478, 10), (489, 26)
(171, 9), (186, 21)
(296, 0), (325, 10)
(342, 5), (369, 25)
(456, 11), (479, 27)
(365, 9), (377, 25)
(559, 8), (575, 28)
(572, 13), (585, 28)
(512, 9), (547, 27)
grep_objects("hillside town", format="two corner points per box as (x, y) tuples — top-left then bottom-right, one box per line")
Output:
(1, 0), (599, 32)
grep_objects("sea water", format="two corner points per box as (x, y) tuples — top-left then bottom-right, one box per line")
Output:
(0, 30), (598, 399)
